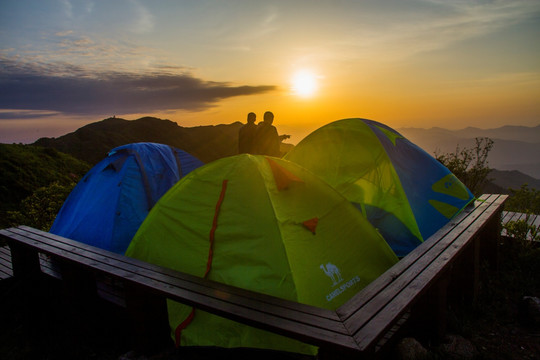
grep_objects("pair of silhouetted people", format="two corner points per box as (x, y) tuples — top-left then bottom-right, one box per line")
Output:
(238, 111), (289, 156)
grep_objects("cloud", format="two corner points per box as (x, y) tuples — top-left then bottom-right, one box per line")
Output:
(329, 0), (540, 62)
(59, 0), (73, 18)
(0, 58), (277, 117)
(128, 0), (155, 34)
(0, 110), (59, 120)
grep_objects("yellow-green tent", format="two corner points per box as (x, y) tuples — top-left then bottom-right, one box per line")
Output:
(126, 154), (398, 354)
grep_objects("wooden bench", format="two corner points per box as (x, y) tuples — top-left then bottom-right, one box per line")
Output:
(0, 193), (507, 358)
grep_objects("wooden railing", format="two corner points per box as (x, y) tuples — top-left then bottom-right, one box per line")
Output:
(0, 194), (507, 358)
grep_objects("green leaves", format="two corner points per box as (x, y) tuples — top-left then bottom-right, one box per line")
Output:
(436, 137), (494, 196)
(7, 181), (76, 231)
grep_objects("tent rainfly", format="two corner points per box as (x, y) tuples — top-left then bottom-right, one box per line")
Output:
(285, 118), (475, 257)
(126, 154), (398, 355)
(50, 142), (203, 254)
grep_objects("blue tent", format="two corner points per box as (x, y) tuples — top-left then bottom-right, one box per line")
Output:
(50, 142), (204, 254)
(285, 119), (475, 257)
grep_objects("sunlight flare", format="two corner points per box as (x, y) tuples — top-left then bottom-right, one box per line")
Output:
(291, 70), (318, 98)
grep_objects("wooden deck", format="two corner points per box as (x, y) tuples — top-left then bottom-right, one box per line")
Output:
(501, 211), (540, 241)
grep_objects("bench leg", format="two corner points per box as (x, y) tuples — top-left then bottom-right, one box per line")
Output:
(7, 243), (51, 341)
(9, 242), (41, 279)
(412, 275), (449, 343)
(59, 261), (100, 325)
(479, 214), (502, 274)
(124, 283), (173, 355)
(451, 237), (481, 305)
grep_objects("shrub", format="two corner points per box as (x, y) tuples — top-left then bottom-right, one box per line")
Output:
(505, 184), (540, 214)
(435, 137), (493, 196)
(6, 181), (75, 231)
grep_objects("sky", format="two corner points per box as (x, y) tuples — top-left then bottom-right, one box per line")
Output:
(1, 0), (539, 144)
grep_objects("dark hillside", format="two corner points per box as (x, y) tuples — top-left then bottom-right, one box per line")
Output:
(0, 144), (90, 227)
(488, 169), (540, 191)
(34, 117), (243, 165)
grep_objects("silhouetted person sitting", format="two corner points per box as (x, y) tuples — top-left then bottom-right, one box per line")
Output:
(254, 111), (288, 157)
(238, 112), (257, 154)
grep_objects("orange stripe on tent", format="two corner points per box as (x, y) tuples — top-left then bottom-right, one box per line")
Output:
(266, 157), (303, 191)
(206, 179), (228, 277)
(302, 217), (319, 234)
(174, 179), (229, 346)
(174, 308), (195, 347)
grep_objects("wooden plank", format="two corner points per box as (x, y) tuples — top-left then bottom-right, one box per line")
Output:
(38, 253), (62, 279)
(502, 211), (520, 224)
(0, 227), (356, 351)
(524, 213), (537, 226)
(0, 246), (12, 263)
(9, 226), (342, 325)
(0, 245), (61, 280)
(351, 194), (507, 351)
(527, 214), (539, 241)
(338, 194), (498, 323)
(515, 212), (527, 221)
(8, 241), (41, 279)
(502, 212), (540, 241)
(95, 274), (126, 307)
(0, 257), (13, 279)
(532, 214), (540, 228)
(0, 245), (10, 257)
(16, 225), (340, 322)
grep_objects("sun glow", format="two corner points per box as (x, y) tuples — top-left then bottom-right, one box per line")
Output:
(291, 70), (318, 97)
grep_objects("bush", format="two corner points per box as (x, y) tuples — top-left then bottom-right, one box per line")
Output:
(505, 184), (540, 214)
(436, 137), (493, 196)
(6, 181), (75, 231)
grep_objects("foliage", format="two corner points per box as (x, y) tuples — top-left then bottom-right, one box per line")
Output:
(503, 217), (539, 243)
(6, 181), (76, 231)
(435, 137), (494, 196)
(0, 143), (89, 228)
(503, 185), (540, 244)
(504, 184), (540, 214)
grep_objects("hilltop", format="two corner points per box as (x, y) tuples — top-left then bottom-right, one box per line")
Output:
(34, 117), (244, 165)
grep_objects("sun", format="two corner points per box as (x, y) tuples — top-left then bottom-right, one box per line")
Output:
(291, 70), (318, 97)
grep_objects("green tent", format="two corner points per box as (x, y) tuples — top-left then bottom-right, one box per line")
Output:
(126, 154), (398, 354)
(284, 118), (474, 257)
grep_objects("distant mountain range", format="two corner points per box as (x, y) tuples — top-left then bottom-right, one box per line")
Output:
(27, 117), (540, 191)
(398, 124), (540, 179)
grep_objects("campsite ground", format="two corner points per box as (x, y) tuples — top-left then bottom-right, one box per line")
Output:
(0, 239), (538, 360)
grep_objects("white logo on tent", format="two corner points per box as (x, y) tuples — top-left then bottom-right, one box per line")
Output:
(320, 262), (343, 286)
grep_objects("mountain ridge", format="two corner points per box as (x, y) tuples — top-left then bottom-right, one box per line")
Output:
(398, 124), (540, 143)
(398, 124), (540, 178)
(30, 116), (540, 190)
(34, 116), (243, 165)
